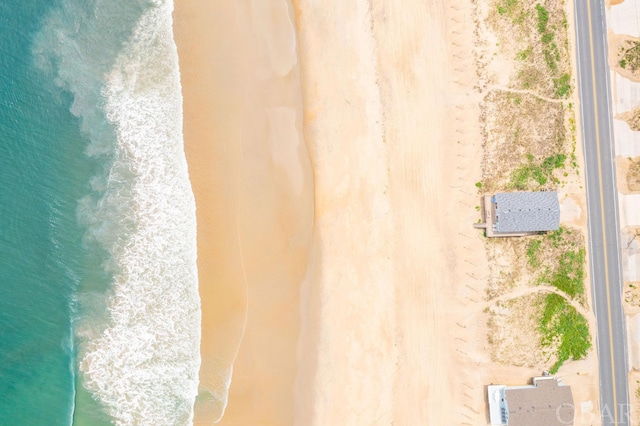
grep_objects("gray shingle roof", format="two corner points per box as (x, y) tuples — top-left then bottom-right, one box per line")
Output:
(504, 377), (574, 426)
(493, 192), (560, 233)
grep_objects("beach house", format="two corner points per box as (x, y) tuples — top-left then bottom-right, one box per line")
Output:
(487, 376), (574, 425)
(474, 191), (560, 237)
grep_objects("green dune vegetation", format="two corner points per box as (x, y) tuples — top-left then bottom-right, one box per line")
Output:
(480, 0), (591, 374)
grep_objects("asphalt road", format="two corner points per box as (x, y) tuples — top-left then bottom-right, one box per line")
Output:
(574, 0), (630, 424)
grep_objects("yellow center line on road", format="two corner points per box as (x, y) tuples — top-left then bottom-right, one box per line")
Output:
(586, 0), (618, 422)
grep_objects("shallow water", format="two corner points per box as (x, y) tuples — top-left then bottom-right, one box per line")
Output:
(0, 1), (86, 423)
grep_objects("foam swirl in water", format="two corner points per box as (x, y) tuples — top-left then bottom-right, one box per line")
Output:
(71, 1), (200, 424)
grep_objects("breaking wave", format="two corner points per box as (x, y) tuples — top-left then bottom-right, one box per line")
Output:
(33, 0), (201, 424)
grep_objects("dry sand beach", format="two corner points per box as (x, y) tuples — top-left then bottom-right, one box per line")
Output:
(174, 0), (601, 424)
(291, 0), (485, 423)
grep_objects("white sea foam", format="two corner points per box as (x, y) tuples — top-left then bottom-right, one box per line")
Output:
(79, 2), (201, 425)
(35, 0), (201, 424)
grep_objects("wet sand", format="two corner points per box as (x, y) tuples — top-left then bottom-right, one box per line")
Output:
(173, 1), (313, 424)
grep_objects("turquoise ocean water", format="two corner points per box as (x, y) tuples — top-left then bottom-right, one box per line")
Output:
(0, 1), (200, 424)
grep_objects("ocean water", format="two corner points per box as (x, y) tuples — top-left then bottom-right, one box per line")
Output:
(1, 0), (200, 424)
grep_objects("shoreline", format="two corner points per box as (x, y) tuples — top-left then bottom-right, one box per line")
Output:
(173, 1), (249, 421)
(173, 1), (313, 424)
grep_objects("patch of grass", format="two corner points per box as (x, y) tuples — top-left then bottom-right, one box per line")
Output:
(535, 4), (550, 33)
(527, 240), (542, 267)
(510, 164), (545, 189)
(539, 293), (591, 374)
(542, 248), (586, 297)
(554, 73), (572, 98)
(492, 0), (572, 98)
(531, 227), (585, 298)
(543, 49), (558, 71)
(535, 4), (561, 76)
(528, 5), (572, 97)
(509, 154), (566, 190)
(544, 226), (567, 247)
(509, 164), (542, 189)
(567, 113), (579, 170)
(475, 181), (483, 188)
(619, 40), (640, 72)
(496, 0), (527, 25)
(516, 67), (545, 90)
(542, 40), (561, 74)
(542, 153), (566, 170)
(497, 0), (518, 15)
(624, 280), (640, 306)
(516, 47), (532, 61)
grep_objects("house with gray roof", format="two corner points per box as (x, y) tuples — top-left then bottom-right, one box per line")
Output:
(487, 376), (574, 425)
(474, 191), (560, 237)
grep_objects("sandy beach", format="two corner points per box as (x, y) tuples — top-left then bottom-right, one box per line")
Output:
(173, 1), (313, 424)
(175, 0), (601, 424)
(291, 0), (489, 423)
